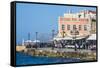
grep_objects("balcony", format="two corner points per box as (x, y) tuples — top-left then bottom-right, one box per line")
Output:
(70, 30), (79, 35)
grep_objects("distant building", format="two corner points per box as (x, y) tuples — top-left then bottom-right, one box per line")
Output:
(22, 39), (40, 46)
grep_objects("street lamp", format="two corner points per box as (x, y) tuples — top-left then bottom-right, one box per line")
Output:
(52, 29), (55, 39)
(71, 27), (78, 51)
(35, 32), (38, 49)
(52, 29), (55, 50)
(62, 30), (65, 38)
(28, 32), (31, 48)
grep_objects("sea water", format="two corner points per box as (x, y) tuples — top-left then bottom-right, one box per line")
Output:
(16, 52), (80, 65)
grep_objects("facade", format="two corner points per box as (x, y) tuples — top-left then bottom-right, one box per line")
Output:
(78, 10), (96, 34)
(57, 10), (96, 39)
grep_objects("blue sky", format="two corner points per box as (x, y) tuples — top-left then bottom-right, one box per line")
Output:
(16, 3), (96, 44)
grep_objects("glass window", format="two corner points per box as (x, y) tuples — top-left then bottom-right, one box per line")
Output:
(62, 24), (65, 30)
(84, 25), (87, 31)
(73, 25), (76, 30)
(79, 25), (81, 30)
(67, 25), (70, 30)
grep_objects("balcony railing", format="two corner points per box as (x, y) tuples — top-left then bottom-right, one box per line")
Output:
(70, 30), (79, 35)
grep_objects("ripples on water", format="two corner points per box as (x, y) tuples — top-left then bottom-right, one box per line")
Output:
(16, 52), (80, 65)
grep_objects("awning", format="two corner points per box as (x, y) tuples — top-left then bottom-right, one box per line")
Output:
(53, 36), (85, 40)
(87, 34), (96, 40)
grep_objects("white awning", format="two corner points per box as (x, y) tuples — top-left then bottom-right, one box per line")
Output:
(53, 36), (87, 41)
(87, 34), (96, 40)
(53, 36), (72, 40)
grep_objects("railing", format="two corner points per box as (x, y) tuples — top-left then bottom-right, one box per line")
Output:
(70, 30), (79, 35)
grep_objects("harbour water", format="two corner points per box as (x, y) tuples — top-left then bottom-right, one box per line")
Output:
(16, 52), (81, 65)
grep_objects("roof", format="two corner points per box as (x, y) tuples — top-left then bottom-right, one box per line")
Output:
(88, 10), (96, 14)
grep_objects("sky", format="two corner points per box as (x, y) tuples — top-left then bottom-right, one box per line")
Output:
(16, 3), (96, 44)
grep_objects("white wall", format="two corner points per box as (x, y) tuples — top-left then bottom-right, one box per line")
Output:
(0, 0), (99, 68)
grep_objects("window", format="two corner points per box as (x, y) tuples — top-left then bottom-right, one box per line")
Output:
(67, 25), (70, 30)
(84, 25), (87, 31)
(62, 24), (65, 30)
(79, 25), (81, 30)
(73, 25), (76, 30)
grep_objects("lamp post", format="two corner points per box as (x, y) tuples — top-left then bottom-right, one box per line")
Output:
(62, 30), (65, 38)
(35, 32), (38, 49)
(74, 27), (78, 51)
(28, 32), (31, 48)
(71, 27), (78, 51)
(52, 29), (55, 39)
(52, 29), (55, 50)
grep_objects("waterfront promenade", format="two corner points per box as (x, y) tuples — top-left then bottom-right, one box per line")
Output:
(16, 46), (96, 53)
(16, 46), (96, 61)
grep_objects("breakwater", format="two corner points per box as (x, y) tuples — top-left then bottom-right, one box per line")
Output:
(16, 46), (96, 61)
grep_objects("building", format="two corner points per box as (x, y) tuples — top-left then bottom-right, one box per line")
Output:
(56, 10), (96, 39)
(78, 10), (96, 34)
(22, 39), (40, 46)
